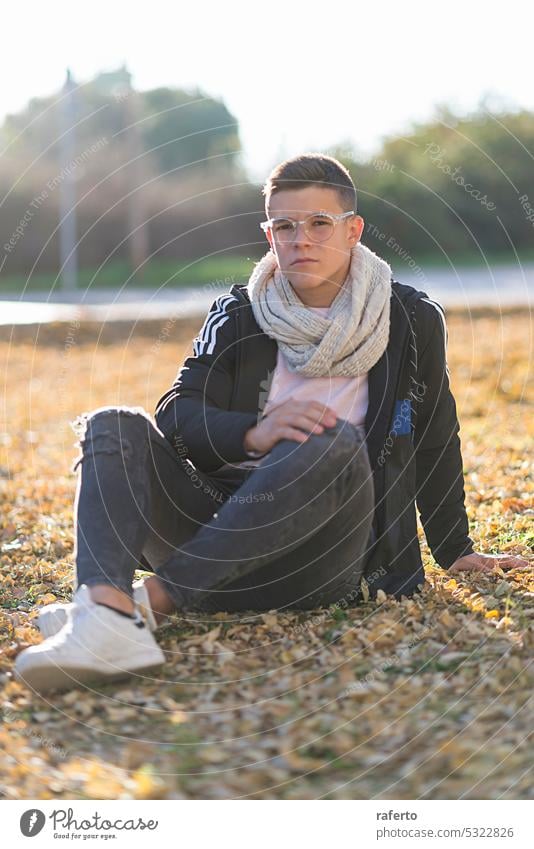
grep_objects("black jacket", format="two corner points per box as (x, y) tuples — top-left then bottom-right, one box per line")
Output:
(155, 279), (475, 599)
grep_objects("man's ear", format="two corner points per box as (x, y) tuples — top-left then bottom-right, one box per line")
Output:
(350, 215), (365, 245)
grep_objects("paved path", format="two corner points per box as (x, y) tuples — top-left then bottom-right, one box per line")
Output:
(1, 262), (533, 325)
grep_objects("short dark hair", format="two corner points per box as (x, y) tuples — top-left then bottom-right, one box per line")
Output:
(262, 152), (357, 214)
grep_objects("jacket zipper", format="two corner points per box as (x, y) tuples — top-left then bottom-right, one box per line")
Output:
(229, 287), (243, 410)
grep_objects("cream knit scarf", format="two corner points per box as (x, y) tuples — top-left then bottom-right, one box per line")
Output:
(246, 241), (392, 377)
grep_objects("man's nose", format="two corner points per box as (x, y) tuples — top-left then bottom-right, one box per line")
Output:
(293, 221), (311, 243)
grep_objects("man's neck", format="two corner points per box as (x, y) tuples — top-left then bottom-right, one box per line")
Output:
(292, 274), (347, 308)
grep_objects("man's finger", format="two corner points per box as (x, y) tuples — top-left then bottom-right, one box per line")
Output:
(497, 557), (530, 569)
(450, 563), (497, 574)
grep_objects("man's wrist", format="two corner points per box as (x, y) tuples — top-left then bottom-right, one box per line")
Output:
(441, 540), (476, 570)
(243, 425), (270, 459)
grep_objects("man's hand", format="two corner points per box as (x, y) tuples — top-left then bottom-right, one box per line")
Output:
(243, 399), (337, 456)
(448, 551), (530, 575)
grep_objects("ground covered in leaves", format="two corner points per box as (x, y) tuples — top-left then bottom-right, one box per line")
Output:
(0, 309), (532, 799)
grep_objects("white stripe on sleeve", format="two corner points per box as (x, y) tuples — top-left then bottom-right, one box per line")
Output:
(193, 294), (237, 356)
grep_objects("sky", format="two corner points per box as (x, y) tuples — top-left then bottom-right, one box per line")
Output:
(1, 0), (533, 182)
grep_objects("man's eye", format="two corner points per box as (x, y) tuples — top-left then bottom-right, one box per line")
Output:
(273, 221), (292, 232)
(312, 217), (330, 226)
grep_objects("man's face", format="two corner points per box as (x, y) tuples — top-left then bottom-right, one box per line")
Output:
(264, 186), (365, 305)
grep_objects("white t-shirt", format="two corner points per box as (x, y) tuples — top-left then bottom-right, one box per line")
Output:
(232, 306), (369, 469)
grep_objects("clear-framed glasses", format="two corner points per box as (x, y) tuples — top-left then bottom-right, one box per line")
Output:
(260, 210), (355, 243)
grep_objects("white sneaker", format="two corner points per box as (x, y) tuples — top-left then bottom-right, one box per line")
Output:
(36, 579), (158, 638)
(15, 585), (165, 693)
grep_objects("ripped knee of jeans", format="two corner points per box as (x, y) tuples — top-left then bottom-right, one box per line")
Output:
(69, 407), (148, 472)
(71, 431), (135, 473)
(70, 405), (153, 439)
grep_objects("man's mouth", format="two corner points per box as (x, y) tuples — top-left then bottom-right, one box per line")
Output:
(291, 258), (318, 265)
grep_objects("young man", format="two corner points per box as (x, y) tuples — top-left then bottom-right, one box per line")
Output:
(15, 153), (527, 693)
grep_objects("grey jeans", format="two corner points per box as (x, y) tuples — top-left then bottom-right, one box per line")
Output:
(71, 406), (375, 612)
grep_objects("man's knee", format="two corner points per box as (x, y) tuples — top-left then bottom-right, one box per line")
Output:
(70, 406), (153, 471)
(71, 405), (153, 437)
(270, 419), (369, 490)
(324, 418), (366, 451)
(295, 418), (368, 465)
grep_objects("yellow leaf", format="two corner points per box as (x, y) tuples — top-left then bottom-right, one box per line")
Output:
(203, 625), (222, 644)
(36, 593), (57, 606)
(261, 613), (278, 627)
(131, 765), (167, 799)
(201, 747), (227, 764)
(169, 711), (188, 725)
(438, 610), (456, 627)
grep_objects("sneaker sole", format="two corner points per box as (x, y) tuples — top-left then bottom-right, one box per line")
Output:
(15, 656), (165, 693)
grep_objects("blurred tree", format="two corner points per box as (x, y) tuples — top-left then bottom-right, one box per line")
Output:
(2, 87), (534, 284)
(0, 67), (243, 181)
(330, 105), (534, 261)
(139, 86), (241, 177)
(0, 68), (245, 278)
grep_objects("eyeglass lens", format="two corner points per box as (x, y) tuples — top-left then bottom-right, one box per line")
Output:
(271, 214), (335, 243)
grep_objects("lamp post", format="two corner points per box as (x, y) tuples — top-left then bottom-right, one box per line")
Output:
(58, 68), (78, 293)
